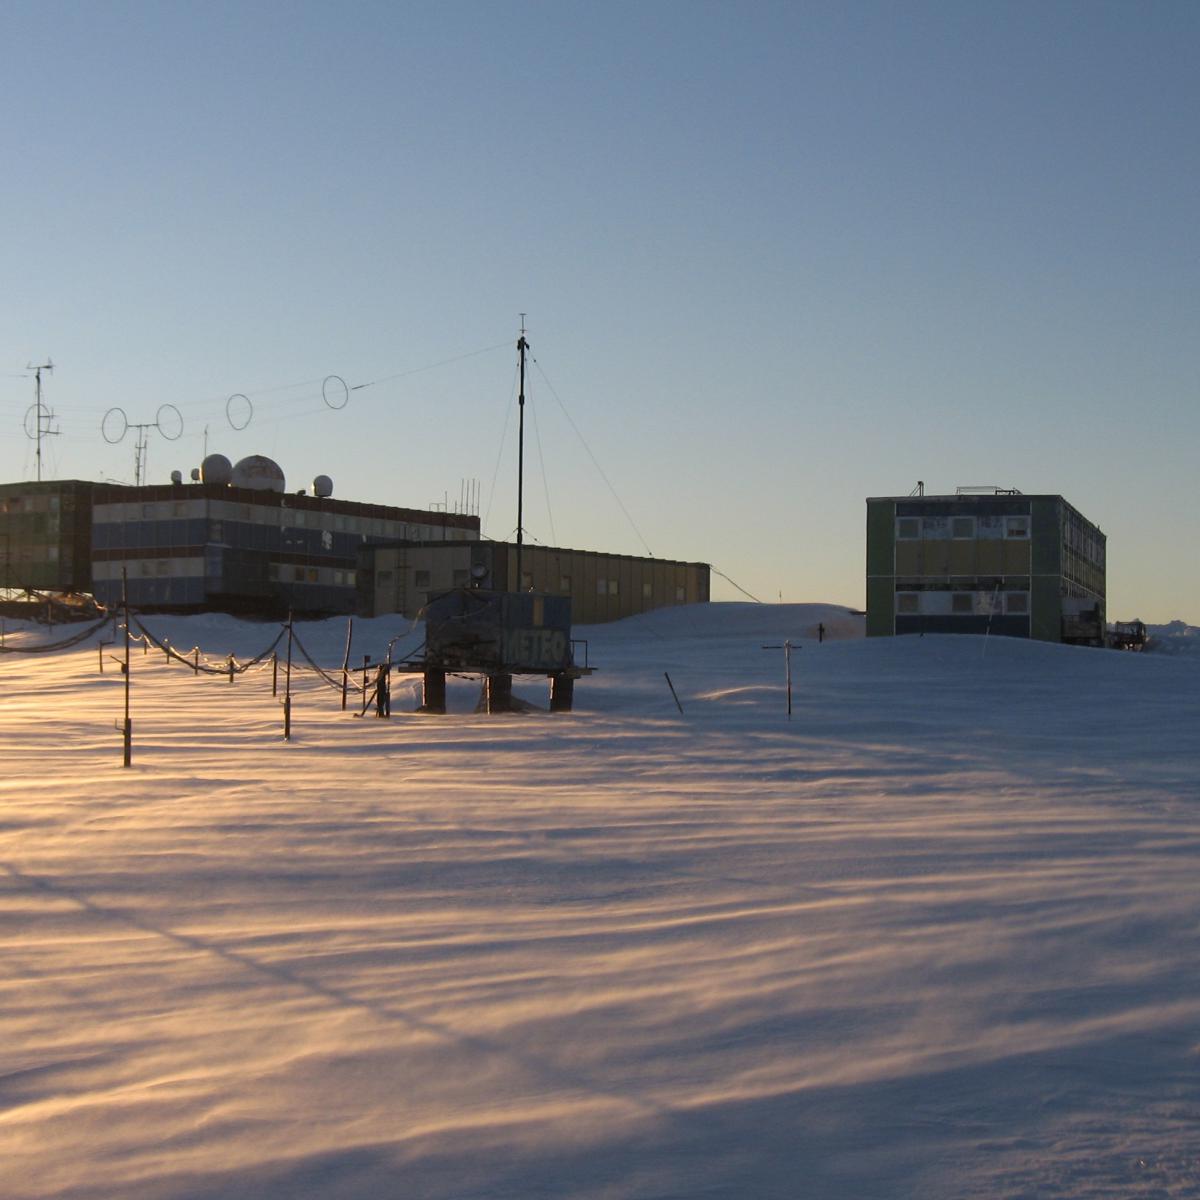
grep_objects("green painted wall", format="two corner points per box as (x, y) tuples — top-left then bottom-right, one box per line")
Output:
(866, 576), (894, 636)
(865, 500), (895, 578)
(865, 500), (895, 636)
(1030, 497), (1061, 577)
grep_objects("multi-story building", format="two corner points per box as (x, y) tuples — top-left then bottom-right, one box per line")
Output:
(89, 477), (478, 614)
(0, 480), (96, 596)
(866, 489), (1106, 644)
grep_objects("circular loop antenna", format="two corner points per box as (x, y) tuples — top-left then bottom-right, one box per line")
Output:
(156, 403), (183, 441)
(322, 374), (349, 410)
(101, 407), (128, 444)
(23, 404), (42, 440)
(226, 393), (253, 431)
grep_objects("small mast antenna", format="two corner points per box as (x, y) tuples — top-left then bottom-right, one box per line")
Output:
(25, 360), (57, 482)
(516, 315), (528, 589)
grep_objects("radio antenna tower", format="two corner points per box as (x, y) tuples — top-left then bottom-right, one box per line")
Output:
(25, 360), (57, 482)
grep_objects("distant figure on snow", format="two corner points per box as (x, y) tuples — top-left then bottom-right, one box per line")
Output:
(375, 665), (390, 718)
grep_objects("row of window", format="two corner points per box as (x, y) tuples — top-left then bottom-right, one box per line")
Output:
(101, 500), (461, 543)
(896, 590), (1029, 616)
(897, 515), (1030, 541)
(267, 564), (357, 587)
(1, 493), (63, 513)
(379, 567), (689, 604)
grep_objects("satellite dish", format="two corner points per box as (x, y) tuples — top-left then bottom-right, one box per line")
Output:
(190, 467), (201, 481)
(201, 453), (234, 485)
(313, 474), (333, 498)
(170, 470), (183, 485)
(232, 454), (285, 493)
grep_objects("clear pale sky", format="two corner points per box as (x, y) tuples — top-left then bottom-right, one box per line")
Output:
(2, 1), (1196, 622)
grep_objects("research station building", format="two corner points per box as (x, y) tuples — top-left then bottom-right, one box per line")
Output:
(866, 489), (1106, 644)
(358, 539), (710, 624)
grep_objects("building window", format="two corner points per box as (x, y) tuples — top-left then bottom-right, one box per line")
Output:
(1006, 516), (1030, 538)
(293, 566), (305, 582)
(376, 569), (392, 584)
(608, 579), (619, 596)
(156, 560), (170, 576)
(897, 517), (920, 539)
(560, 575), (571, 593)
(642, 581), (653, 600)
(521, 572), (533, 590)
(345, 570), (355, 587)
(676, 585), (686, 602)
(952, 593), (974, 614)
(1005, 592), (1029, 614)
(414, 569), (430, 589)
(307, 567), (319, 583)
(597, 578), (607, 595)
(951, 516), (975, 539)
(896, 592), (920, 614)
(268, 563), (279, 581)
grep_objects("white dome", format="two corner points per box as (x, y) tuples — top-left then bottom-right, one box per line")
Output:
(232, 455), (286, 493)
(313, 474), (333, 498)
(200, 453), (233, 485)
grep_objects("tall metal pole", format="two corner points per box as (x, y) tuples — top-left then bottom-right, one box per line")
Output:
(122, 567), (132, 766)
(32, 361), (53, 483)
(516, 317), (528, 590)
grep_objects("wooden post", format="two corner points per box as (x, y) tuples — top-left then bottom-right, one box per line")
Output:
(272, 651), (278, 697)
(784, 639), (793, 719)
(549, 672), (574, 713)
(341, 618), (354, 711)
(122, 569), (132, 768)
(360, 655), (372, 717)
(422, 669), (446, 714)
(283, 611), (294, 741)
(664, 672), (684, 715)
(228, 653), (235, 684)
(193, 648), (199, 675)
(761, 641), (796, 720)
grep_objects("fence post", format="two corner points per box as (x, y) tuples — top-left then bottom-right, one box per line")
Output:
(122, 569), (132, 768)
(272, 651), (278, 697)
(193, 648), (199, 675)
(360, 655), (372, 717)
(341, 618), (354, 711)
(228, 654), (235, 684)
(283, 611), (294, 741)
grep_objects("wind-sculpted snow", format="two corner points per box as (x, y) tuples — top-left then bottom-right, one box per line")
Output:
(1, 604), (1198, 1198)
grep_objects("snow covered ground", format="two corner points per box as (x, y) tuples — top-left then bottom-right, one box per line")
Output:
(2, 603), (1198, 1199)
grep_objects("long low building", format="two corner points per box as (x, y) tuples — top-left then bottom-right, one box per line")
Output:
(359, 540), (711, 624)
(1, 475), (709, 623)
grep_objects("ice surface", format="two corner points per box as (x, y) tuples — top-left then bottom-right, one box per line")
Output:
(1, 604), (1198, 1198)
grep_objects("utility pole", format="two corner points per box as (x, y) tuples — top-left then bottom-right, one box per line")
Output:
(516, 317), (528, 590)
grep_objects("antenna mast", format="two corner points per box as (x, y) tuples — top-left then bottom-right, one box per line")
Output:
(516, 316), (528, 589)
(29, 360), (55, 482)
